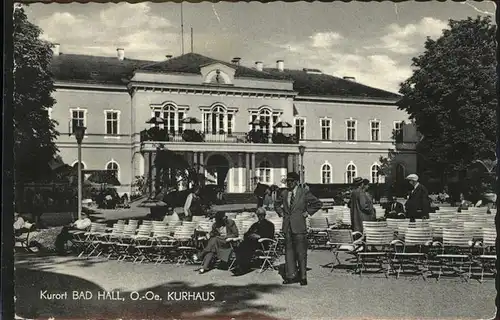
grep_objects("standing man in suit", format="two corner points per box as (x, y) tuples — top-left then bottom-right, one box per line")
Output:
(404, 174), (430, 221)
(274, 172), (322, 286)
(384, 196), (406, 219)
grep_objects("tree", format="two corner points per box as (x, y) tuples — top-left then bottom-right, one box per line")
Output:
(14, 7), (59, 183)
(398, 16), (496, 181)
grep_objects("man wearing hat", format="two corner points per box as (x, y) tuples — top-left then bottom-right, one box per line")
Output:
(404, 174), (430, 221)
(274, 172), (322, 286)
(349, 177), (376, 233)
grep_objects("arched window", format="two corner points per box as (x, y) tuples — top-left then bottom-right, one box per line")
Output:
(72, 161), (86, 170)
(203, 105), (233, 135)
(106, 161), (119, 180)
(250, 107), (279, 134)
(153, 103), (184, 134)
(345, 163), (357, 183)
(321, 163), (332, 184)
(395, 163), (406, 184)
(257, 160), (272, 184)
(371, 164), (381, 183)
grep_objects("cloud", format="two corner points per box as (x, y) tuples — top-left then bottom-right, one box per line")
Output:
(35, 3), (178, 60)
(309, 32), (344, 48)
(268, 32), (412, 93)
(365, 17), (448, 55)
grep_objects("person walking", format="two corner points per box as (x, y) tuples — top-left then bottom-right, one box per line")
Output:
(349, 177), (376, 234)
(404, 174), (431, 221)
(182, 186), (202, 221)
(274, 172), (322, 286)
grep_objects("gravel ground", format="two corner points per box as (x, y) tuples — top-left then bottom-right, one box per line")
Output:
(15, 250), (496, 320)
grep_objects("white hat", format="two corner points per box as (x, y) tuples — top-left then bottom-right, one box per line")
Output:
(406, 174), (419, 182)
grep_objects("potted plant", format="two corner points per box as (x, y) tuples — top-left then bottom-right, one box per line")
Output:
(182, 129), (205, 142)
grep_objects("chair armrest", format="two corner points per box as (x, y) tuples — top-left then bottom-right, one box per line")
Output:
(424, 240), (433, 246)
(352, 231), (363, 238)
(432, 241), (443, 247)
(353, 238), (364, 245)
(474, 240), (483, 248)
(258, 238), (274, 243)
(390, 239), (404, 246)
(226, 237), (240, 242)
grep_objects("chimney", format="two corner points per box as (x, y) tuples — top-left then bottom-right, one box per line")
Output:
(166, 54), (173, 60)
(277, 60), (284, 72)
(343, 76), (356, 81)
(116, 48), (125, 61)
(255, 61), (263, 72)
(232, 57), (241, 66)
(52, 43), (60, 56)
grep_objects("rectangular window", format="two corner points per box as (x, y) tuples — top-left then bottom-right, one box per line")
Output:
(295, 118), (305, 140)
(394, 121), (403, 143)
(228, 114), (233, 134)
(321, 118), (332, 140)
(258, 168), (271, 184)
(178, 112), (184, 133)
(105, 111), (119, 135)
(346, 120), (356, 141)
(71, 110), (85, 133)
(370, 121), (380, 141)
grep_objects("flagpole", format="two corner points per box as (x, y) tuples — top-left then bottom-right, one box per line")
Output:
(181, 3), (185, 55)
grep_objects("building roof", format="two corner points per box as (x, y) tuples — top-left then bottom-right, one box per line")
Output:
(264, 68), (401, 100)
(49, 54), (152, 85)
(138, 53), (282, 80)
(49, 52), (401, 99)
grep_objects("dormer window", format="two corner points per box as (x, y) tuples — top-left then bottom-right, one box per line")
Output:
(208, 69), (227, 84)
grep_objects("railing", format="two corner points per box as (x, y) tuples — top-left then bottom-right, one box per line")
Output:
(140, 128), (298, 144)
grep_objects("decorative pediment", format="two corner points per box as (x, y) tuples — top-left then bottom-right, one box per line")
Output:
(200, 63), (236, 85)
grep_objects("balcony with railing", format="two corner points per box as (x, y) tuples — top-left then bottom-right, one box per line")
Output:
(140, 128), (300, 153)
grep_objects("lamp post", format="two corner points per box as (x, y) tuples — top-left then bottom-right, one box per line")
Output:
(298, 145), (306, 184)
(73, 125), (87, 221)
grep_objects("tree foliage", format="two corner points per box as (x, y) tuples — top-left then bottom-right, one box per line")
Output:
(398, 16), (496, 177)
(14, 7), (59, 183)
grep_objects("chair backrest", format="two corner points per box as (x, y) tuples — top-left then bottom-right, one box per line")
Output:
(386, 218), (400, 230)
(442, 228), (473, 247)
(308, 217), (329, 229)
(364, 227), (394, 246)
(196, 221), (212, 232)
(174, 225), (194, 240)
(117, 220), (126, 225)
(327, 229), (354, 245)
(111, 223), (125, 234)
(483, 228), (496, 247)
(463, 221), (486, 238)
(404, 227), (432, 245)
(152, 225), (171, 238)
(342, 210), (351, 225)
(128, 219), (139, 227)
(136, 224), (153, 237)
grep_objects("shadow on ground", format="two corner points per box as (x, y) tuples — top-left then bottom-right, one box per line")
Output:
(15, 266), (286, 320)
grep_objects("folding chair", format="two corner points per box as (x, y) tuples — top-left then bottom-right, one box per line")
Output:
(434, 228), (473, 282)
(477, 227), (496, 283)
(390, 226), (432, 279)
(172, 225), (197, 265)
(324, 229), (363, 272)
(356, 227), (394, 277)
(308, 216), (329, 249)
(256, 238), (279, 273)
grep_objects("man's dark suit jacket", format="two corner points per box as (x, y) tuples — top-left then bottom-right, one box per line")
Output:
(245, 219), (275, 240)
(384, 201), (405, 216)
(274, 186), (323, 234)
(404, 184), (431, 219)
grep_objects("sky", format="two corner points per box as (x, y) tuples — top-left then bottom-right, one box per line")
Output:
(22, 1), (495, 93)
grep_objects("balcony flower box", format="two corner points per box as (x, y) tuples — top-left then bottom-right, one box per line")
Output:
(246, 129), (268, 143)
(272, 132), (298, 144)
(182, 129), (205, 142)
(140, 128), (169, 142)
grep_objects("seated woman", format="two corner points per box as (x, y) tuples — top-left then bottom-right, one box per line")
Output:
(14, 212), (34, 237)
(197, 211), (239, 274)
(233, 207), (275, 275)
